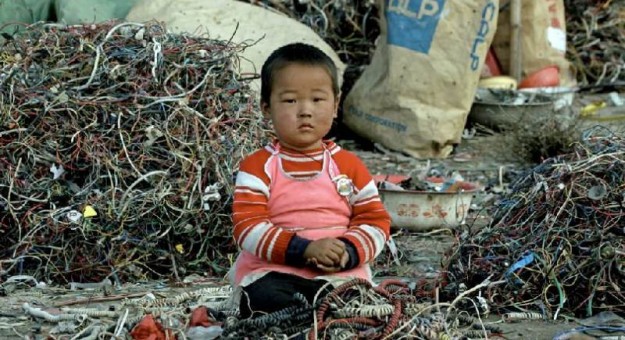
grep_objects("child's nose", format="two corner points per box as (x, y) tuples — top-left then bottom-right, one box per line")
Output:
(297, 102), (313, 117)
(298, 110), (312, 118)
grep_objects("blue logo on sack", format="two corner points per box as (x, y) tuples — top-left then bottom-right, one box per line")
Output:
(386, 0), (446, 53)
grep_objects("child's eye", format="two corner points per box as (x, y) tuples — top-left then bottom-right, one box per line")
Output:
(283, 99), (296, 103)
(313, 98), (325, 102)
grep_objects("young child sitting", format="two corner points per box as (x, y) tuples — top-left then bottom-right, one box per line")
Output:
(231, 42), (391, 318)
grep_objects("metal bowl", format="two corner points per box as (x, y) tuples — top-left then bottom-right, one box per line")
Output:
(468, 89), (555, 130)
(379, 185), (479, 231)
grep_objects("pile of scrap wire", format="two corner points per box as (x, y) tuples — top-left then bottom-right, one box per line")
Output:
(0, 21), (272, 282)
(565, 0), (625, 85)
(240, 0), (380, 93)
(442, 127), (625, 318)
(225, 278), (503, 339)
(13, 279), (501, 339)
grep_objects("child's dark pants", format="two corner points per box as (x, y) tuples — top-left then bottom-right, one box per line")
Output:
(239, 272), (331, 318)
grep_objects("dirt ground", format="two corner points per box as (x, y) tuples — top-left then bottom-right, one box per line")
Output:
(2, 94), (624, 339)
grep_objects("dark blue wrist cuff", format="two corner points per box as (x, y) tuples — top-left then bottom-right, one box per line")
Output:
(286, 235), (312, 267)
(339, 238), (360, 270)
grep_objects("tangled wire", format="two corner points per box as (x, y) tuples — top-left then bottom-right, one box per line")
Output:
(10, 278), (504, 339)
(222, 278), (502, 339)
(0, 21), (273, 283)
(565, 0), (625, 85)
(443, 126), (625, 318)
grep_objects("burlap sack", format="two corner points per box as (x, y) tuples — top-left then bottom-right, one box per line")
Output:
(492, 0), (575, 86)
(126, 0), (345, 94)
(343, 0), (499, 159)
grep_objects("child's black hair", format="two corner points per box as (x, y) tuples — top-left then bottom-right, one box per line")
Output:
(260, 43), (339, 105)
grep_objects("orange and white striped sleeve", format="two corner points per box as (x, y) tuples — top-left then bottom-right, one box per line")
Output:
(334, 149), (391, 265)
(232, 150), (295, 265)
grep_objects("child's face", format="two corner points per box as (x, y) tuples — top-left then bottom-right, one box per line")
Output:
(262, 63), (338, 151)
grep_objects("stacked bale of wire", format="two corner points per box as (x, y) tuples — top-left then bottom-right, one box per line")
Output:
(442, 127), (625, 317)
(0, 21), (272, 282)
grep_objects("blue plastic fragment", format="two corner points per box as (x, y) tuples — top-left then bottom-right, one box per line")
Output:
(505, 252), (535, 285)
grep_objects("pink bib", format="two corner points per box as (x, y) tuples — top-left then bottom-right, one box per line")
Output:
(233, 145), (371, 286)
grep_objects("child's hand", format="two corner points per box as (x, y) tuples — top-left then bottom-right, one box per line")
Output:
(314, 251), (349, 273)
(303, 238), (345, 267)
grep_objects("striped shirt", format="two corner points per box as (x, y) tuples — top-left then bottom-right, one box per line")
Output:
(233, 140), (391, 266)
